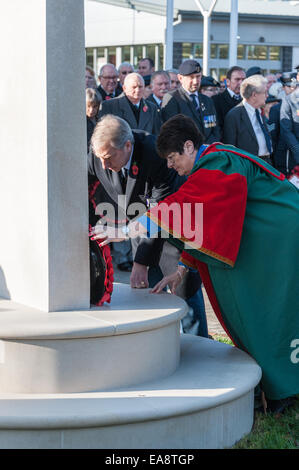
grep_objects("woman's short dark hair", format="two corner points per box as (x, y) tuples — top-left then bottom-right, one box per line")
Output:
(157, 115), (204, 158)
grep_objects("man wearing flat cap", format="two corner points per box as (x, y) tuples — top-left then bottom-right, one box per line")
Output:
(161, 59), (220, 144)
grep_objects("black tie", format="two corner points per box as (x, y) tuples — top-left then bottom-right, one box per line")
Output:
(255, 109), (272, 154)
(119, 168), (128, 193)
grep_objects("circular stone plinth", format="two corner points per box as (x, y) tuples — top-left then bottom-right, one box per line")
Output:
(0, 284), (187, 394)
(0, 335), (262, 449)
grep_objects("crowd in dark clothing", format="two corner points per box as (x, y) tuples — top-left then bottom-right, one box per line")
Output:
(86, 59), (299, 179)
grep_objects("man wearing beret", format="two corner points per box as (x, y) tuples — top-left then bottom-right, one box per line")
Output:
(200, 76), (220, 98)
(161, 60), (220, 144)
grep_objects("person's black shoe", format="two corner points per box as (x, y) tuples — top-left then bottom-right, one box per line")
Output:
(266, 397), (295, 414)
(117, 261), (133, 272)
(255, 396), (295, 415)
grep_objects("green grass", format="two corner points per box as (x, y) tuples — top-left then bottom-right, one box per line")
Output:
(213, 334), (299, 449)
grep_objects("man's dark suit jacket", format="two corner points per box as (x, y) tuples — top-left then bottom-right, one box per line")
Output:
(223, 102), (272, 157)
(268, 102), (292, 175)
(280, 87), (299, 169)
(212, 89), (242, 138)
(88, 131), (177, 267)
(161, 87), (220, 144)
(98, 94), (162, 135)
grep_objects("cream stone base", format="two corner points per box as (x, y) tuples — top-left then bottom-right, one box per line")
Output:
(0, 284), (261, 449)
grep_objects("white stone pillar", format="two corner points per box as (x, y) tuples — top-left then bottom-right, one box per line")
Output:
(0, 0), (90, 312)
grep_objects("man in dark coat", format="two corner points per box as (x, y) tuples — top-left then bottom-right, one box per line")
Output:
(98, 73), (161, 135)
(223, 74), (273, 165)
(212, 66), (245, 138)
(161, 60), (220, 144)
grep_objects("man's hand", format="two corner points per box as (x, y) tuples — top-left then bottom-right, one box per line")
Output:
(130, 262), (149, 289)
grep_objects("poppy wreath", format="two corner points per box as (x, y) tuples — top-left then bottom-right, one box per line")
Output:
(88, 181), (114, 306)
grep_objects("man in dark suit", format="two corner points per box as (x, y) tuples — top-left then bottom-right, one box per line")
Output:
(98, 73), (161, 135)
(97, 63), (122, 102)
(89, 115), (208, 336)
(223, 74), (273, 165)
(161, 60), (220, 144)
(88, 114), (177, 284)
(212, 66), (245, 138)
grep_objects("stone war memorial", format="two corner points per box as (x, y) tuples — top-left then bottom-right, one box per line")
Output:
(0, 0), (261, 449)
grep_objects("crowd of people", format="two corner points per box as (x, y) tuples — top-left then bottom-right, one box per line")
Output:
(86, 57), (299, 267)
(86, 58), (299, 177)
(87, 57), (299, 414)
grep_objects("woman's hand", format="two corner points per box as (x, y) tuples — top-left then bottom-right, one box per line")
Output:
(150, 266), (187, 295)
(89, 224), (127, 246)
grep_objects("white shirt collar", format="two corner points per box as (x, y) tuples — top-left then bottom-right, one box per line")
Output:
(152, 94), (162, 106)
(183, 88), (198, 97)
(243, 100), (256, 116)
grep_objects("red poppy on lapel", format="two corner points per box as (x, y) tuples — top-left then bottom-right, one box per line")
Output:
(132, 163), (139, 176)
(143, 105), (148, 113)
(105, 96), (111, 100)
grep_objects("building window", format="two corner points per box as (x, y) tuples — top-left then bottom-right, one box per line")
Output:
(122, 46), (131, 63)
(86, 48), (94, 68)
(194, 43), (203, 59)
(269, 46), (281, 61)
(182, 43), (192, 60)
(219, 44), (229, 59)
(158, 44), (164, 70)
(133, 45), (143, 67)
(146, 44), (155, 64)
(108, 47), (116, 65)
(237, 45), (245, 60)
(210, 44), (217, 59)
(247, 45), (267, 60)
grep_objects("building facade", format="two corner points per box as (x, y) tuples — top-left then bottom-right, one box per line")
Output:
(85, 0), (299, 79)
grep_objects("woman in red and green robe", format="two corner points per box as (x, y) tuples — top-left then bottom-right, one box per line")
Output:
(90, 115), (299, 406)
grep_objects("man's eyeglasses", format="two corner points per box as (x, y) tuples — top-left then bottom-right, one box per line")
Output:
(101, 75), (118, 80)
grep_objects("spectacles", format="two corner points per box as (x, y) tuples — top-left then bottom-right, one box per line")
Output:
(101, 76), (118, 80)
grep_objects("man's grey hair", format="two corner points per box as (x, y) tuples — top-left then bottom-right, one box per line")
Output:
(241, 75), (268, 100)
(118, 62), (134, 72)
(166, 68), (179, 75)
(150, 70), (170, 85)
(98, 63), (118, 77)
(86, 88), (100, 104)
(91, 115), (134, 154)
(123, 72), (144, 87)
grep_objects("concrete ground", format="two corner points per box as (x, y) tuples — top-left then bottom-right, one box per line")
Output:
(112, 263), (227, 337)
